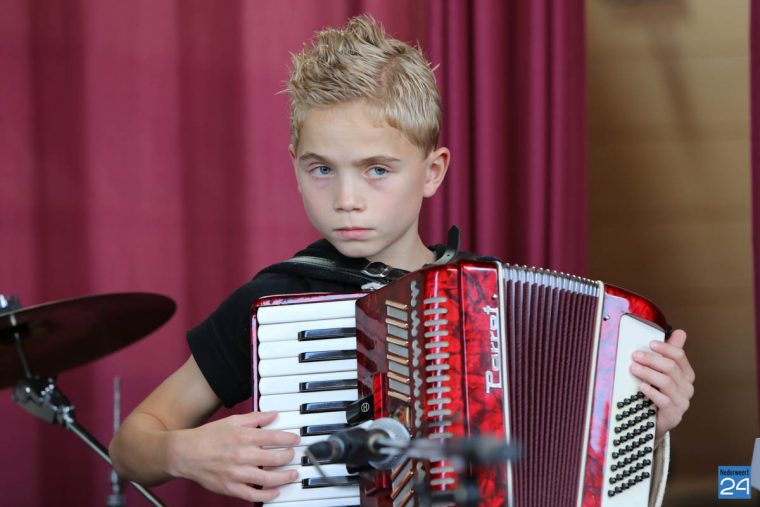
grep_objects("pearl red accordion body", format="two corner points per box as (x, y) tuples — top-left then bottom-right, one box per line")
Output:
(251, 259), (667, 507)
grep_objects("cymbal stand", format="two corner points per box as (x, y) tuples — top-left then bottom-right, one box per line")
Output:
(3, 296), (164, 506)
(107, 377), (126, 507)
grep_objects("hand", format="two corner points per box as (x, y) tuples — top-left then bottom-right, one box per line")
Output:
(167, 411), (299, 502)
(630, 329), (695, 444)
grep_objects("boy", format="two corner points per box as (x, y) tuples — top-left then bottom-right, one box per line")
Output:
(109, 15), (694, 505)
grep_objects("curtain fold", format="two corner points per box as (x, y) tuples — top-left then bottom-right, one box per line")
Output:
(0, 1), (585, 504)
(422, 1), (587, 273)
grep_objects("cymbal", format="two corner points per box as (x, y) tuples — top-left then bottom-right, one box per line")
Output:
(0, 293), (176, 389)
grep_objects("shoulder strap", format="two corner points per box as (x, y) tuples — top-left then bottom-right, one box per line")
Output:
(261, 255), (407, 287)
(431, 225), (460, 265)
(260, 225), (464, 288)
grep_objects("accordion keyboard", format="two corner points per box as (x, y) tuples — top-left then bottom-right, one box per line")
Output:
(254, 297), (362, 507)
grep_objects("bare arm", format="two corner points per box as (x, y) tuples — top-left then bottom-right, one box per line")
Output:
(109, 355), (299, 502)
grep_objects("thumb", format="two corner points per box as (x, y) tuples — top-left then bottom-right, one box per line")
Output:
(667, 329), (687, 349)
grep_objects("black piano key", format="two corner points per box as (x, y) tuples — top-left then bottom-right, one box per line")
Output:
(299, 379), (358, 392)
(298, 327), (356, 341)
(302, 476), (361, 489)
(300, 400), (352, 414)
(301, 423), (350, 436)
(301, 455), (330, 466)
(299, 349), (356, 363)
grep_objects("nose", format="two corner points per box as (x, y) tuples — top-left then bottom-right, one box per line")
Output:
(333, 174), (364, 212)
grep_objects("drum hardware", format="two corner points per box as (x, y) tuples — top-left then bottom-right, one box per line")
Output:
(1, 292), (175, 507)
(107, 376), (125, 507)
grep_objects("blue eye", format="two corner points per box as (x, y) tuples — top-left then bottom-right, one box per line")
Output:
(313, 166), (332, 176)
(368, 167), (388, 177)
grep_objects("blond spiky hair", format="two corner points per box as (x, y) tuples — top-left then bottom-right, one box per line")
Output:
(286, 15), (441, 155)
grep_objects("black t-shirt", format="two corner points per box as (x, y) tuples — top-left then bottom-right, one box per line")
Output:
(187, 239), (458, 407)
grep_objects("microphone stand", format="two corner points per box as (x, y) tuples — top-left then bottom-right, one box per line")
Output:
(408, 435), (519, 507)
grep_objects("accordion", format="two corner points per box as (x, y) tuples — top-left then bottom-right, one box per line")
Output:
(251, 259), (667, 507)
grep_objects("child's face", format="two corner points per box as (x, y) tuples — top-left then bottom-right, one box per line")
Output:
(290, 101), (448, 269)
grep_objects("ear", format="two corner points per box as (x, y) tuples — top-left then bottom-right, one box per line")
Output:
(289, 144), (302, 194)
(423, 147), (450, 198)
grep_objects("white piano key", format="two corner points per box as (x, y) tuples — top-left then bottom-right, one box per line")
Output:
(258, 357), (357, 377)
(256, 299), (362, 507)
(265, 499), (359, 507)
(265, 463), (351, 480)
(259, 337), (357, 360)
(266, 409), (348, 430)
(259, 371), (357, 395)
(257, 299), (357, 324)
(258, 317), (356, 342)
(260, 389), (357, 412)
(270, 482), (359, 504)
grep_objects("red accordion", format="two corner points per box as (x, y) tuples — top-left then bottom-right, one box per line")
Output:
(252, 259), (667, 507)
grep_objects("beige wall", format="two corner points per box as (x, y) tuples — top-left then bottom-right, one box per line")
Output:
(586, 0), (755, 504)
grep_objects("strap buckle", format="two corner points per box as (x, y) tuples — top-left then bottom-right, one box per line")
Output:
(360, 262), (392, 279)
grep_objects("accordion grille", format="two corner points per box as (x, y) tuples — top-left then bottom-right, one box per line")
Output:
(503, 267), (600, 507)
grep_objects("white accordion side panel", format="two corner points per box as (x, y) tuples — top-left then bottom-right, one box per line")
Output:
(601, 314), (665, 506)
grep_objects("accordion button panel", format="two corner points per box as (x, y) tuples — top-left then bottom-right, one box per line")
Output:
(255, 297), (363, 507)
(600, 314), (665, 506)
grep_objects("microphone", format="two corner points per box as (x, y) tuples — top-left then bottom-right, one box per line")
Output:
(306, 417), (409, 470)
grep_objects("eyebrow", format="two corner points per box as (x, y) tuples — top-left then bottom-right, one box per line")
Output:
(298, 152), (402, 166)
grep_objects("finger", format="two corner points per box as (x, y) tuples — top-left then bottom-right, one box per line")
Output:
(249, 428), (300, 447)
(650, 338), (695, 384)
(639, 381), (677, 415)
(232, 466), (298, 489)
(633, 351), (686, 386)
(235, 411), (279, 428)
(640, 381), (682, 436)
(226, 483), (281, 503)
(630, 363), (680, 399)
(631, 363), (691, 416)
(254, 467), (299, 488)
(666, 329), (687, 348)
(243, 447), (296, 467)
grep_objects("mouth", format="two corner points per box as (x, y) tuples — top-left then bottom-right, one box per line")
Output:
(335, 227), (372, 240)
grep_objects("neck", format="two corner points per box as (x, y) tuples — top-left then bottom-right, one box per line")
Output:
(369, 238), (435, 272)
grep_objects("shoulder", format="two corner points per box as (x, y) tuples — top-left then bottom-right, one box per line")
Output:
(221, 268), (355, 317)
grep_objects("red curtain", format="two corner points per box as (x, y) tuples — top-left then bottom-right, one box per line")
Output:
(0, 1), (585, 505)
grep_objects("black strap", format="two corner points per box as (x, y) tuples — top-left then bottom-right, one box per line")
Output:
(266, 255), (408, 286)
(260, 225), (463, 287)
(432, 225), (460, 265)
